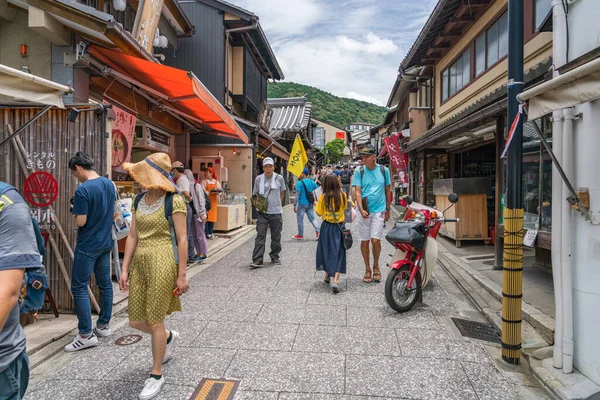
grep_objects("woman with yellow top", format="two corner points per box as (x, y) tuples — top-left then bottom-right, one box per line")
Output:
(315, 174), (352, 293)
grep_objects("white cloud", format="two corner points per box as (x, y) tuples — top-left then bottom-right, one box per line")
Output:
(347, 92), (384, 106)
(234, 0), (322, 36)
(337, 32), (398, 55)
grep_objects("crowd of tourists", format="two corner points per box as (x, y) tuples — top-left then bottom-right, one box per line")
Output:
(0, 144), (391, 400)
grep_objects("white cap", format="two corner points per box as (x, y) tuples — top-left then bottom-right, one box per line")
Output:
(263, 157), (274, 166)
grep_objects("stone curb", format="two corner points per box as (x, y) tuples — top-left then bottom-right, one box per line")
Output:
(437, 244), (555, 344)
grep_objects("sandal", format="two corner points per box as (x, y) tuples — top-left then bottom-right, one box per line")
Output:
(363, 271), (372, 283)
(324, 274), (330, 284)
(373, 266), (382, 283)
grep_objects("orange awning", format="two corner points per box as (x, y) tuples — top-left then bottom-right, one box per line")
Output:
(90, 46), (247, 143)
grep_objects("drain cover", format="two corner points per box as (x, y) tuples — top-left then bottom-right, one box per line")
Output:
(114, 334), (143, 346)
(189, 378), (239, 400)
(452, 318), (501, 343)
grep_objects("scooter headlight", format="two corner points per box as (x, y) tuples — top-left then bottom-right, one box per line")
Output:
(413, 211), (425, 222)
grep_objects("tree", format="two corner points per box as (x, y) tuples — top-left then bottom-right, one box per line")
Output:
(323, 139), (346, 164)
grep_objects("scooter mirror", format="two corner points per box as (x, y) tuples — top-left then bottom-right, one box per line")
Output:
(405, 196), (413, 205)
(448, 193), (459, 204)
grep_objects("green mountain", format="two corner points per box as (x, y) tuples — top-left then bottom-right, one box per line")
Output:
(267, 82), (387, 128)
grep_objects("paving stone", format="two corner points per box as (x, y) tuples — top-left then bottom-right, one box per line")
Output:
(234, 391), (279, 400)
(230, 287), (310, 304)
(104, 346), (236, 386)
(345, 355), (478, 399)
(48, 344), (136, 380)
(256, 303), (346, 326)
(226, 350), (345, 393)
(293, 325), (400, 356)
(461, 361), (521, 400)
(169, 300), (264, 322)
(396, 329), (492, 363)
(23, 379), (104, 400)
(180, 285), (240, 303)
(163, 318), (209, 347)
(347, 306), (444, 330)
(307, 290), (387, 307)
(193, 321), (298, 351)
(278, 394), (410, 400)
(89, 380), (195, 400)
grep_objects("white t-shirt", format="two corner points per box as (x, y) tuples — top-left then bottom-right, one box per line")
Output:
(176, 175), (191, 203)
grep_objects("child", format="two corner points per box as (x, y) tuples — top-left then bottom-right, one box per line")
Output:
(315, 174), (352, 293)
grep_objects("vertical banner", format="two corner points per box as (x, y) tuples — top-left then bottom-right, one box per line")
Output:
(384, 134), (408, 184)
(133, 0), (165, 52)
(111, 105), (137, 174)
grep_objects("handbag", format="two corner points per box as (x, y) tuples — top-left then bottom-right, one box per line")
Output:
(111, 182), (132, 240)
(344, 195), (356, 224)
(331, 196), (353, 250)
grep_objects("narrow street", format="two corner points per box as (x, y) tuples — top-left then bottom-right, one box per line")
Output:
(24, 207), (546, 400)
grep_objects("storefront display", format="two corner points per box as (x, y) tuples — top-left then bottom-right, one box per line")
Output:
(215, 193), (246, 231)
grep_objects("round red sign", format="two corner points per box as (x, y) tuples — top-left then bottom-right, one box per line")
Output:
(24, 171), (58, 207)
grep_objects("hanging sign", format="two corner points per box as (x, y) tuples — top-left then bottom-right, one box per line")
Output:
(384, 135), (408, 184)
(24, 171), (58, 207)
(111, 105), (137, 171)
(336, 131), (345, 140)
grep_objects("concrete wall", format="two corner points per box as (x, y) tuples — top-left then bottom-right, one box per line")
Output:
(434, 0), (552, 123)
(313, 118), (350, 155)
(190, 146), (253, 224)
(0, 10), (52, 103)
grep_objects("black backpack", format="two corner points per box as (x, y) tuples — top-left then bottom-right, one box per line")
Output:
(340, 169), (352, 184)
(201, 183), (212, 212)
(134, 192), (180, 263)
(300, 179), (315, 205)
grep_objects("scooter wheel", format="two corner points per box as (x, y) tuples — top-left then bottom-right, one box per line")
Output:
(385, 265), (421, 313)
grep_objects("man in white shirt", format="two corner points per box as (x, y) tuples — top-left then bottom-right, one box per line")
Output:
(171, 161), (195, 262)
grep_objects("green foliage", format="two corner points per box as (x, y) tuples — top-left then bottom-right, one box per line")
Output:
(268, 82), (387, 128)
(323, 139), (346, 164)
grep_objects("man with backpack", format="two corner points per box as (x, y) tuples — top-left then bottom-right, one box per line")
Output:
(65, 152), (115, 352)
(292, 168), (320, 240)
(0, 182), (43, 399)
(339, 164), (352, 196)
(352, 145), (391, 284)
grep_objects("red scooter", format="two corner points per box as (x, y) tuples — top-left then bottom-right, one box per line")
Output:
(384, 194), (459, 313)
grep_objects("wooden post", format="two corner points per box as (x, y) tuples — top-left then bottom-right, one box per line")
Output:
(494, 115), (505, 270)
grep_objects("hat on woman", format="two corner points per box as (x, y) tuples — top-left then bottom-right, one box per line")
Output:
(122, 152), (179, 193)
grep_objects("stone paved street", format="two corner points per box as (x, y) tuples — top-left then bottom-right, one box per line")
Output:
(24, 206), (545, 400)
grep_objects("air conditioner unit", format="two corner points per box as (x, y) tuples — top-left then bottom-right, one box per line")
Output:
(134, 122), (172, 153)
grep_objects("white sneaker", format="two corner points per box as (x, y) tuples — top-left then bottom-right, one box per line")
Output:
(139, 376), (165, 400)
(162, 330), (179, 364)
(64, 334), (98, 352)
(93, 325), (111, 338)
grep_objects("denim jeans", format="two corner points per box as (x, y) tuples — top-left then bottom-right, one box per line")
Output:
(205, 221), (215, 235)
(296, 203), (319, 237)
(71, 247), (113, 335)
(0, 350), (29, 400)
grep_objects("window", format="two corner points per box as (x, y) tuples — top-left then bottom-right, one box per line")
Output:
(475, 12), (508, 75)
(442, 48), (470, 101)
(535, 0), (552, 30)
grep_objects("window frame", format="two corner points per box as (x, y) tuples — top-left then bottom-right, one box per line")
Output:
(441, 47), (471, 102)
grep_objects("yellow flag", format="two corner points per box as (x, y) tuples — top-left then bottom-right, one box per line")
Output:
(287, 136), (308, 177)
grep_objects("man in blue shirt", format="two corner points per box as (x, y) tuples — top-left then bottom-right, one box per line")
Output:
(293, 168), (320, 240)
(352, 145), (391, 284)
(65, 152), (115, 352)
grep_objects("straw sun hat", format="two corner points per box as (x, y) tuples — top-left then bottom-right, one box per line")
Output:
(122, 152), (179, 193)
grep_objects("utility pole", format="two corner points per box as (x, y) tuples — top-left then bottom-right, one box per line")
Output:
(502, 0), (524, 365)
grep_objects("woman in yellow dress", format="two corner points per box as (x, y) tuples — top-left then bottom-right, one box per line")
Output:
(201, 167), (221, 239)
(120, 153), (189, 400)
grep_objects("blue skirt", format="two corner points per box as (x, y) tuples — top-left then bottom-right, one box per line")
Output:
(316, 221), (346, 276)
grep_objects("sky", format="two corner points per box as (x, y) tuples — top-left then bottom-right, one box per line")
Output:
(230, 0), (438, 107)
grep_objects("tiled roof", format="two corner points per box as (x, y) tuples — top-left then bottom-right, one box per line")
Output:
(267, 97), (313, 138)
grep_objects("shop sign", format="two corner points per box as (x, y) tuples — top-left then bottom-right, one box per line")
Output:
(111, 105), (137, 172)
(312, 127), (325, 149)
(146, 127), (170, 152)
(384, 135), (408, 184)
(523, 229), (538, 247)
(25, 151), (56, 170)
(24, 171), (58, 207)
(30, 208), (56, 230)
(336, 131), (345, 140)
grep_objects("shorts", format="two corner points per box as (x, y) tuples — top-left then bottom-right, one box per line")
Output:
(356, 211), (385, 241)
